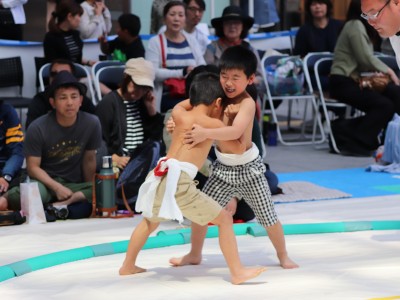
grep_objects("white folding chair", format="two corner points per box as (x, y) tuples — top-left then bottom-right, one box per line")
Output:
(94, 66), (125, 101)
(261, 54), (325, 146)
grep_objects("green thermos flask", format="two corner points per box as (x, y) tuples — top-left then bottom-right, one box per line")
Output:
(96, 156), (116, 212)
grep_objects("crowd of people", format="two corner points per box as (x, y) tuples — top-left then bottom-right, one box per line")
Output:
(0, 0), (399, 282)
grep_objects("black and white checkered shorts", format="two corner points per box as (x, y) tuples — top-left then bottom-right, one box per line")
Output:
(203, 156), (278, 227)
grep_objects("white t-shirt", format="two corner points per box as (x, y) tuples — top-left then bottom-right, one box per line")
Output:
(389, 35), (400, 69)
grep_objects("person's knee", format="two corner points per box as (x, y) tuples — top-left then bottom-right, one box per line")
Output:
(213, 209), (233, 226)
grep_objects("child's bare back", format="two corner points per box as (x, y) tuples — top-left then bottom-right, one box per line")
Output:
(167, 106), (223, 169)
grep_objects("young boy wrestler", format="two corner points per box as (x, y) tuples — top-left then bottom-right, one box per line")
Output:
(170, 46), (299, 269)
(119, 73), (265, 285)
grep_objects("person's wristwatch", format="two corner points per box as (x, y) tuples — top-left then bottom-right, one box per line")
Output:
(3, 175), (12, 183)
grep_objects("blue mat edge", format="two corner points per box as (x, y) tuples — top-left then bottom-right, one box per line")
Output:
(277, 168), (400, 198)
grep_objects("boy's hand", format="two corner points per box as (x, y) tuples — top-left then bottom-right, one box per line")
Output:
(166, 117), (175, 134)
(224, 104), (240, 120)
(184, 124), (207, 148)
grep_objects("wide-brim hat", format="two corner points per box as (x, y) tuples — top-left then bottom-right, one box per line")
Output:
(124, 58), (155, 89)
(48, 70), (87, 97)
(211, 5), (254, 31)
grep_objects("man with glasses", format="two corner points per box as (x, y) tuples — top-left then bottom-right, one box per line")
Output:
(26, 59), (95, 129)
(183, 0), (210, 55)
(361, 0), (400, 65)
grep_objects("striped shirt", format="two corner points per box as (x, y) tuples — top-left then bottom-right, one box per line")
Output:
(165, 39), (196, 70)
(122, 100), (144, 154)
(64, 34), (81, 63)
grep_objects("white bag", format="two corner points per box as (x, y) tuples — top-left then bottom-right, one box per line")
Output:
(20, 180), (46, 225)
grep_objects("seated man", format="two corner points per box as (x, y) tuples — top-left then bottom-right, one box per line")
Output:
(27, 58), (95, 129)
(98, 13), (145, 62)
(0, 71), (102, 219)
(0, 101), (24, 210)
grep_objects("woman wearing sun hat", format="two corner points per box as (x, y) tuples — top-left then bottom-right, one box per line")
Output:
(205, 5), (265, 97)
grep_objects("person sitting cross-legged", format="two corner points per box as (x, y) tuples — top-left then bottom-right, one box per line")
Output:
(0, 71), (102, 219)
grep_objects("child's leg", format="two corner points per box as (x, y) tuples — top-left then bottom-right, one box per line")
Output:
(211, 209), (266, 285)
(119, 219), (160, 275)
(265, 221), (299, 269)
(169, 222), (208, 266)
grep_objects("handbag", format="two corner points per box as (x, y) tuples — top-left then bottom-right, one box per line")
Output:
(159, 34), (186, 98)
(359, 72), (390, 92)
(20, 179), (47, 224)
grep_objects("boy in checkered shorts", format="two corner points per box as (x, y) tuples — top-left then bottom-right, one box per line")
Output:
(170, 46), (298, 269)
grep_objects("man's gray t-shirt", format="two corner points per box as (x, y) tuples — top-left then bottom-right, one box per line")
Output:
(24, 111), (101, 183)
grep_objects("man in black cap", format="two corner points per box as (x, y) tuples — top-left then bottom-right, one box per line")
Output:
(1, 71), (102, 219)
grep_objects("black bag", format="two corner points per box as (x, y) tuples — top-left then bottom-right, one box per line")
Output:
(116, 140), (162, 211)
(0, 210), (26, 226)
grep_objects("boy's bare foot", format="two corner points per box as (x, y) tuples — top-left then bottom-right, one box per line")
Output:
(119, 265), (146, 275)
(278, 254), (299, 269)
(169, 253), (202, 266)
(231, 266), (266, 285)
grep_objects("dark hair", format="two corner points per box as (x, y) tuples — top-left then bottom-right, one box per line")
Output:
(183, 0), (206, 11)
(189, 72), (224, 107)
(163, 1), (186, 17)
(118, 13), (141, 37)
(48, 0), (83, 33)
(305, 0), (333, 23)
(185, 64), (219, 97)
(50, 58), (76, 76)
(219, 45), (257, 78)
(346, 0), (380, 46)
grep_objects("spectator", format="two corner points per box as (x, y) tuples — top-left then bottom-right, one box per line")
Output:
(0, 71), (102, 218)
(0, 0), (27, 40)
(182, 0), (210, 55)
(293, 0), (343, 57)
(329, 0), (400, 156)
(78, 0), (112, 40)
(146, 1), (205, 113)
(26, 58), (95, 129)
(150, 0), (176, 34)
(0, 101), (24, 211)
(95, 58), (164, 170)
(360, 0), (400, 59)
(158, 0), (210, 55)
(99, 13), (145, 62)
(240, 0), (280, 32)
(205, 5), (265, 99)
(44, 0), (94, 66)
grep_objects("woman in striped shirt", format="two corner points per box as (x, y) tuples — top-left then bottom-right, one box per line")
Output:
(146, 0), (205, 113)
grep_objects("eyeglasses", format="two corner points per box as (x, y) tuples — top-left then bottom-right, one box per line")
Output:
(361, 0), (390, 21)
(187, 6), (204, 14)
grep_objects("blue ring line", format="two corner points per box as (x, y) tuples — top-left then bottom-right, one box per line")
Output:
(1, 220), (399, 283)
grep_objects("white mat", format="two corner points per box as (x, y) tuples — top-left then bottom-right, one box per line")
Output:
(273, 181), (351, 203)
(1, 196), (399, 300)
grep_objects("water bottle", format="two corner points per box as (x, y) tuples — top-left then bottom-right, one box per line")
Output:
(96, 156), (116, 212)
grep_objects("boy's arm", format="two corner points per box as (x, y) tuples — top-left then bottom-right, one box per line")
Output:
(184, 97), (255, 146)
(166, 99), (192, 134)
